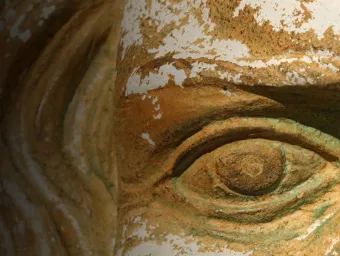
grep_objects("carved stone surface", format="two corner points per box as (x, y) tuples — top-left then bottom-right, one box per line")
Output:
(0, 0), (339, 255)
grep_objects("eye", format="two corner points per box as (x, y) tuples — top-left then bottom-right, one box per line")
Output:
(166, 118), (340, 222)
(179, 138), (326, 197)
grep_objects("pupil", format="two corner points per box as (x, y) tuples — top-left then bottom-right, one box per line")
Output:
(237, 154), (264, 178)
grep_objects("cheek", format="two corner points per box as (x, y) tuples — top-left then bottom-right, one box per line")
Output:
(116, 215), (252, 256)
(116, 203), (340, 255)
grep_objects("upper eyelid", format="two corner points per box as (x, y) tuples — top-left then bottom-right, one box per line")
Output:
(163, 117), (340, 178)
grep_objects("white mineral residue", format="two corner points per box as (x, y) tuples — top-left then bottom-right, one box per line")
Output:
(234, 0), (340, 40)
(141, 132), (156, 146)
(117, 217), (253, 256)
(125, 64), (186, 96)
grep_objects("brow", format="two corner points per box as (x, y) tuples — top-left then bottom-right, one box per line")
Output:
(155, 83), (340, 153)
(136, 56), (340, 88)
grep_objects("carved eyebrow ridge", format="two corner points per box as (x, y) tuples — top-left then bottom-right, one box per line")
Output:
(132, 55), (340, 88)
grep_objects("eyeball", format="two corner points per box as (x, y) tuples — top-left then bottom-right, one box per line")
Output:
(177, 139), (326, 198)
(214, 140), (284, 196)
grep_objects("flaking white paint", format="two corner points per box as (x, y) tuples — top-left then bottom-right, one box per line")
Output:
(141, 132), (156, 146)
(148, 18), (250, 62)
(325, 237), (340, 256)
(296, 213), (335, 241)
(118, 217), (253, 256)
(125, 49), (340, 95)
(190, 62), (218, 78)
(120, 0), (146, 58)
(218, 71), (243, 84)
(234, 0), (340, 40)
(153, 113), (162, 119)
(285, 71), (307, 86)
(121, 0), (202, 58)
(41, 5), (56, 19)
(125, 64), (186, 96)
(150, 96), (162, 120)
(122, 1), (340, 94)
(220, 89), (233, 97)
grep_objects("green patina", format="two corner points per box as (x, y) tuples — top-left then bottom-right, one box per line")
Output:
(313, 203), (333, 219)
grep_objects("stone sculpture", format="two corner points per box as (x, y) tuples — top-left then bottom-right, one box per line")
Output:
(0, 0), (339, 255)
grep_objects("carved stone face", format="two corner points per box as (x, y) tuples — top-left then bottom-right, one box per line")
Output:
(0, 0), (339, 256)
(115, 0), (340, 255)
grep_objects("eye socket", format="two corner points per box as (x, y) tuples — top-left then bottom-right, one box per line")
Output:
(166, 117), (340, 222)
